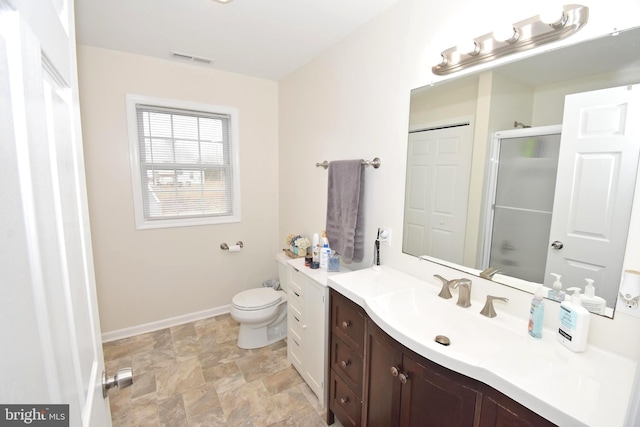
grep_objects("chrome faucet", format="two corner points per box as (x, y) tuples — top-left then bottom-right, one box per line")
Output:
(450, 278), (472, 308)
(433, 274), (453, 299)
(480, 295), (509, 318)
(480, 267), (501, 280)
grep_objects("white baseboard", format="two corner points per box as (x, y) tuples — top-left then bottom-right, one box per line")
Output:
(101, 304), (231, 343)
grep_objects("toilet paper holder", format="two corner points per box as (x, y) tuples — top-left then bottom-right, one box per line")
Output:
(220, 241), (244, 251)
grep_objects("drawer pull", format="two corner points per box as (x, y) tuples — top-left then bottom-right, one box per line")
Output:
(294, 340), (300, 347)
(399, 373), (409, 384)
(340, 397), (349, 405)
(340, 360), (351, 369)
(294, 316), (300, 322)
(390, 366), (399, 377)
(294, 291), (300, 297)
(342, 320), (351, 329)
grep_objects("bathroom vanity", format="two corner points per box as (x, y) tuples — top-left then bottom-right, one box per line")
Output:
(326, 266), (637, 427)
(285, 257), (348, 407)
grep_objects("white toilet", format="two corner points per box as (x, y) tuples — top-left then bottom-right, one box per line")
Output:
(230, 253), (289, 349)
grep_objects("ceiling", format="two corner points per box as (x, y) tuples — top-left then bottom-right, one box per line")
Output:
(75, 0), (400, 81)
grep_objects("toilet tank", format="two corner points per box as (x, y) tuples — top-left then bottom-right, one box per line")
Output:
(276, 252), (290, 293)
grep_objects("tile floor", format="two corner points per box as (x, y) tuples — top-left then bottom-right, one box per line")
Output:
(104, 314), (328, 426)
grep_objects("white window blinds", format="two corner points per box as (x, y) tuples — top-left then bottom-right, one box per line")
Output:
(127, 95), (240, 229)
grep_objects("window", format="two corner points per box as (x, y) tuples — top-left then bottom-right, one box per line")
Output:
(126, 95), (240, 229)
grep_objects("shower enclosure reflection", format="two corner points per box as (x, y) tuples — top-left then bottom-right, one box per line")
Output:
(483, 127), (561, 284)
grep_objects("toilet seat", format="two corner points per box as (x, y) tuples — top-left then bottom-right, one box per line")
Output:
(232, 288), (282, 311)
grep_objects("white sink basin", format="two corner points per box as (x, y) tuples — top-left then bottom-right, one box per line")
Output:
(366, 286), (526, 365)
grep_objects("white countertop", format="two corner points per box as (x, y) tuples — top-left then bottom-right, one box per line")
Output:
(285, 256), (349, 287)
(327, 265), (637, 427)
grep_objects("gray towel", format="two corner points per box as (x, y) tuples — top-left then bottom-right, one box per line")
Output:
(326, 160), (365, 262)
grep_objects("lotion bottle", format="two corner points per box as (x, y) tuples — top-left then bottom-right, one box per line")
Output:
(558, 287), (590, 352)
(580, 279), (606, 315)
(320, 243), (331, 269)
(528, 286), (545, 338)
(547, 273), (566, 302)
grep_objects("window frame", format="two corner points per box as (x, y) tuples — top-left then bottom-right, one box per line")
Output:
(126, 94), (241, 230)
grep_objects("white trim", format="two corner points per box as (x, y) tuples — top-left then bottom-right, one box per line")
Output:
(101, 304), (231, 343)
(125, 94), (241, 230)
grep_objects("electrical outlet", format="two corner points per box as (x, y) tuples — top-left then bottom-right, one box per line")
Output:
(616, 295), (640, 318)
(378, 227), (392, 247)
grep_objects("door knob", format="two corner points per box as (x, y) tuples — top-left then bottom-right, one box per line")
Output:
(551, 240), (564, 249)
(102, 367), (133, 398)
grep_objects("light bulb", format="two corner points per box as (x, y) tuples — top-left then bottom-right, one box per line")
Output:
(457, 40), (480, 56)
(434, 53), (449, 67)
(493, 26), (520, 43)
(540, 7), (567, 28)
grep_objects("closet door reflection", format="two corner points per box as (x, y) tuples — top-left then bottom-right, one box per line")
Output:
(487, 131), (561, 283)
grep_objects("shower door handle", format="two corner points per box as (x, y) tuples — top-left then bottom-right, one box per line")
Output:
(551, 241), (564, 250)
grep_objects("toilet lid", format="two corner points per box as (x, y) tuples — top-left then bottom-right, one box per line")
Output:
(232, 288), (282, 311)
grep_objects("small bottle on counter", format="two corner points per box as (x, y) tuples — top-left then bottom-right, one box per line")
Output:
(311, 233), (320, 267)
(558, 287), (590, 352)
(320, 243), (330, 269)
(328, 251), (340, 272)
(528, 286), (545, 338)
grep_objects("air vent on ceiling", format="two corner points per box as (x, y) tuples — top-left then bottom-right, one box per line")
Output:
(170, 51), (214, 65)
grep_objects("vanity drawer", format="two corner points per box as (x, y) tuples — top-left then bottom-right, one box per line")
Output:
(288, 327), (304, 367)
(288, 268), (306, 294)
(331, 290), (366, 357)
(330, 370), (361, 427)
(332, 336), (363, 395)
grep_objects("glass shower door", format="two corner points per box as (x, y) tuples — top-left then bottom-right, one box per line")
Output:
(488, 131), (561, 283)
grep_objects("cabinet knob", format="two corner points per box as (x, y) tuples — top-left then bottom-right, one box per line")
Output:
(340, 397), (349, 405)
(390, 366), (399, 377)
(399, 373), (409, 384)
(341, 360), (351, 369)
(342, 320), (351, 329)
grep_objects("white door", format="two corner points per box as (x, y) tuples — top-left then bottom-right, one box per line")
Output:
(1, 1), (112, 426)
(545, 85), (640, 307)
(403, 122), (473, 263)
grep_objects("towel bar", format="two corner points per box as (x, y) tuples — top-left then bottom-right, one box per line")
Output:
(316, 157), (381, 169)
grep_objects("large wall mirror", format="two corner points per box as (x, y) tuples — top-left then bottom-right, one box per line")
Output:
(403, 26), (640, 318)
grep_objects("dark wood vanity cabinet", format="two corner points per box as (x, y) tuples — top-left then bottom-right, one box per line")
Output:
(327, 289), (556, 427)
(327, 290), (367, 427)
(366, 319), (477, 427)
(476, 383), (556, 427)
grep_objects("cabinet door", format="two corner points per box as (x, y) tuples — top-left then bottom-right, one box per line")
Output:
(366, 320), (403, 427)
(477, 384), (557, 427)
(305, 279), (326, 404)
(399, 353), (477, 427)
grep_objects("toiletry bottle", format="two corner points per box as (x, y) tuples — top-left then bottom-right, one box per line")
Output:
(580, 279), (606, 315)
(548, 273), (566, 302)
(558, 287), (590, 352)
(528, 286), (545, 338)
(311, 233), (320, 267)
(328, 250), (340, 272)
(320, 242), (331, 269)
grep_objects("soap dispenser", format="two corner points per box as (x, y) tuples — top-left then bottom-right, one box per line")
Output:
(548, 273), (566, 302)
(580, 279), (606, 315)
(558, 287), (590, 352)
(528, 286), (545, 338)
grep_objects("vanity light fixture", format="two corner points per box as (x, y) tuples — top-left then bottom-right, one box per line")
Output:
(433, 4), (588, 76)
(212, 0), (234, 3)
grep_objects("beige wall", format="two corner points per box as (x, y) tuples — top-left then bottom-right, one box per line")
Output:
(78, 46), (279, 334)
(278, 0), (640, 358)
